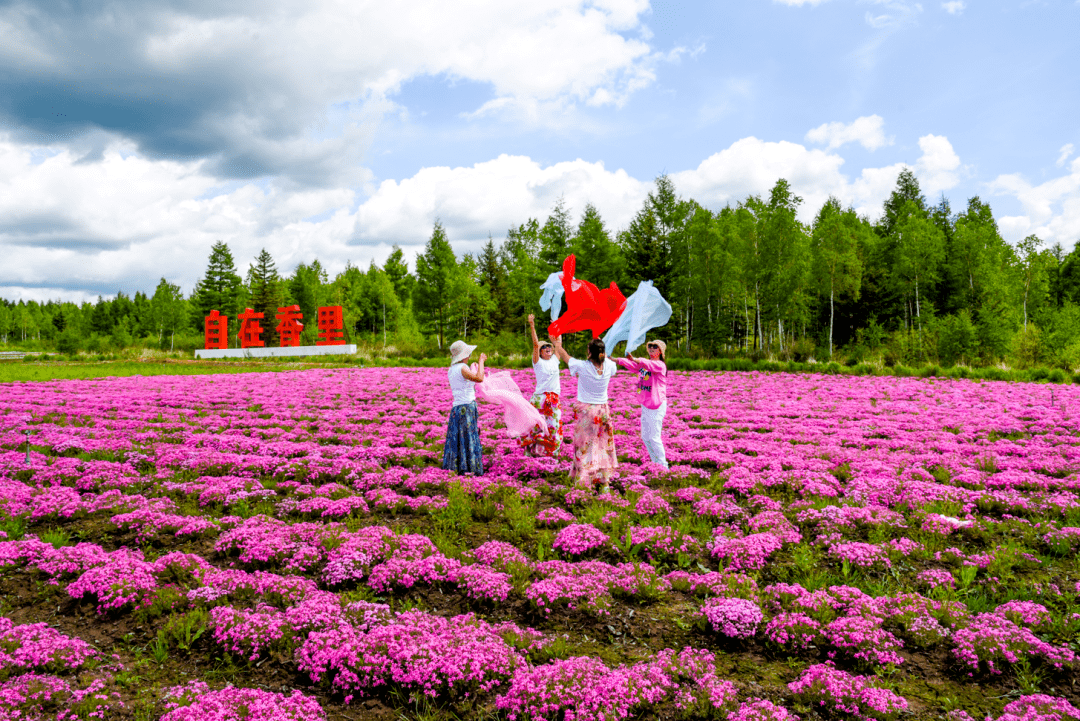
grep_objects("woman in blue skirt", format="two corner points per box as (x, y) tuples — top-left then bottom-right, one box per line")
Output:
(442, 339), (487, 475)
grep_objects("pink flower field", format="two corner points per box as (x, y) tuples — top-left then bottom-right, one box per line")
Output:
(1, 366), (1079, 720)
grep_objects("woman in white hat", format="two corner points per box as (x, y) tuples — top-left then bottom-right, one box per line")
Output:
(551, 334), (619, 494)
(615, 339), (669, 470)
(442, 339), (487, 475)
(519, 314), (564, 457)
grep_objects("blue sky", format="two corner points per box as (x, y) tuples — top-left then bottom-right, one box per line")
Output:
(1, 0), (1077, 301)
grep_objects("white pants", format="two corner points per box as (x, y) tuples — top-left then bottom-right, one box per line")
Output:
(641, 401), (668, 469)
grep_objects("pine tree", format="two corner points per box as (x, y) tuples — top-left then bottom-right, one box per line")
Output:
(477, 236), (512, 333)
(414, 221), (459, 348)
(191, 241), (244, 330)
(247, 249), (287, 346)
(384, 245), (416, 306)
(570, 204), (623, 290)
(538, 198), (574, 274)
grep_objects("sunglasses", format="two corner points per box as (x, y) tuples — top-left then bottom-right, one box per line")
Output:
(647, 344), (659, 350)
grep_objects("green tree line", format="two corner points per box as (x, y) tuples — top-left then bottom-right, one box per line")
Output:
(4, 169), (1080, 369)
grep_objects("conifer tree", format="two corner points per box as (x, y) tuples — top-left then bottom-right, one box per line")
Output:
(191, 241), (244, 329)
(247, 248), (287, 345)
(414, 221), (458, 348)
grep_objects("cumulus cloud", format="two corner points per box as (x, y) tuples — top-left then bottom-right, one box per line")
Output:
(0, 132), (360, 298)
(913, 134), (963, 195)
(0, 128), (1010, 302)
(941, 1), (965, 15)
(988, 157), (1080, 244)
(352, 155), (649, 250)
(805, 115), (893, 151)
(0, 0), (662, 186)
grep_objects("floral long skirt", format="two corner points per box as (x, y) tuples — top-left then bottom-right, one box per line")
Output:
(442, 402), (483, 475)
(570, 401), (618, 485)
(519, 391), (563, 457)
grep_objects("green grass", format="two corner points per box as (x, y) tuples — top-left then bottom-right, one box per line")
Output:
(0, 360), (355, 383)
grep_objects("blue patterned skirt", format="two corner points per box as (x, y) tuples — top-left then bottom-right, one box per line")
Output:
(442, 402), (483, 475)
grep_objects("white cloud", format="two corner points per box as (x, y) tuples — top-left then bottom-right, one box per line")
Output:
(1058, 143), (1075, 167)
(914, 134), (963, 195)
(987, 157), (1080, 244)
(0, 132), (361, 297)
(352, 155), (650, 249)
(941, 1), (966, 15)
(672, 138), (847, 220)
(805, 115), (893, 151)
(0, 128), (1010, 301)
(0, 0), (664, 184)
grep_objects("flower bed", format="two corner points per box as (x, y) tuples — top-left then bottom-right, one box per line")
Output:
(1, 367), (1080, 718)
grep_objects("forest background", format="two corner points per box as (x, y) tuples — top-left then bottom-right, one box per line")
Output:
(4, 168), (1080, 373)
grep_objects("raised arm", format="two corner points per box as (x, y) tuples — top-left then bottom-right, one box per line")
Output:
(461, 353), (487, 383)
(551, 334), (571, 364)
(528, 314), (540, 364)
(615, 352), (641, 371)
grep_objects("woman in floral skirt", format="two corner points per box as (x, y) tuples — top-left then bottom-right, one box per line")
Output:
(520, 314), (564, 457)
(442, 339), (487, 475)
(552, 335), (618, 494)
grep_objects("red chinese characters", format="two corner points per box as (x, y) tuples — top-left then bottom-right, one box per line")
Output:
(317, 305), (346, 346)
(275, 305), (304, 347)
(204, 306), (345, 350)
(237, 308), (266, 348)
(203, 311), (229, 350)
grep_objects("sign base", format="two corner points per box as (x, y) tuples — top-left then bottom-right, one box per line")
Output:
(195, 345), (356, 359)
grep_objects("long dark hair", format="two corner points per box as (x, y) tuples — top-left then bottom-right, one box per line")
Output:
(588, 337), (605, 365)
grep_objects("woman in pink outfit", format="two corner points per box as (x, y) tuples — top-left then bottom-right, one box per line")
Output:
(615, 339), (669, 470)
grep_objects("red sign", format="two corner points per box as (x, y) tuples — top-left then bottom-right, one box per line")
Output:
(204, 306), (346, 350)
(317, 305), (345, 345)
(203, 310), (228, 349)
(275, 305), (304, 347)
(237, 308), (266, 348)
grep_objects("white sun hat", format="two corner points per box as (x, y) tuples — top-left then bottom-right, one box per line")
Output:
(449, 340), (477, 364)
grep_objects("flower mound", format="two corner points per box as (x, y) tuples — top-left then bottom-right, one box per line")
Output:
(495, 648), (738, 721)
(553, 524), (609, 556)
(697, 597), (763, 639)
(990, 694), (1080, 721)
(295, 611), (523, 702)
(161, 681), (326, 720)
(788, 663), (908, 721)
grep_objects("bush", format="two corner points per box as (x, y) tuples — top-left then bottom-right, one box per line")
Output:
(843, 344), (867, 366)
(786, 338), (815, 363)
(1011, 324), (1044, 369)
(937, 310), (976, 367)
(56, 328), (82, 356)
(918, 364), (942, 378)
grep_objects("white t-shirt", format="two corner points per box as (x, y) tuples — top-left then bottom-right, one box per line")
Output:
(532, 356), (561, 396)
(448, 363), (476, 406)
(567, 357), (617, 404)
